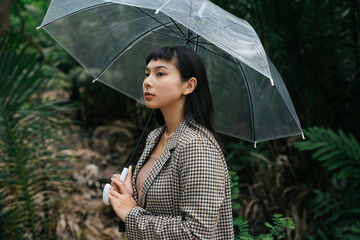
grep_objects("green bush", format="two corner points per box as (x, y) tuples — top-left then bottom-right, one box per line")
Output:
(227, 143), (295, 239)
(294, 127), (360, 239)
(234, 214), (295, 240)
(0, 32), (74, 239)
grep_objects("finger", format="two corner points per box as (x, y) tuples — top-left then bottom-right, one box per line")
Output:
(109, 187), (123, 199)
(118, 178), (129, 194)
(111, 178), (121, 189)
(112, 174), (121, 180)
(125, 165), (132, 183)
(111, 181), (121, 191)
(111, 178), (128, 194)
(108, 192), (119, 206)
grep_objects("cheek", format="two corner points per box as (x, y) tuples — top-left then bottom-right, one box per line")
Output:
(158, 80), (183, 94)
(160, 86), (174, 96)
(160, 85), (182, 101)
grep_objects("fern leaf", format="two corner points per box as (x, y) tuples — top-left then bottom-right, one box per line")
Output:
(0, 32), (74, 239)
(295, 127), (360, 181)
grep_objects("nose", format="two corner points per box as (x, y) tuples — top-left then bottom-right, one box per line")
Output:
(143, 75), (153, 89)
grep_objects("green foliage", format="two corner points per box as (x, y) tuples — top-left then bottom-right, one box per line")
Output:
(264, 214), (295, 239)
(294, 127), (360, 239)
(0, 32), (74, 239)
(8, 0), (360, 238)
(234, 216), (250, 237)
(215, 0), (360, 138)
(295, 127), (360, 180)
(67, 65), (137, 128)
(11, 0), (146, 129)
(10, 0), (51, 37)
(225, 141), (268, 171)
(229, 170), (241, 210)
(0, 191), (22, 239)
(234, 214), (295, 240)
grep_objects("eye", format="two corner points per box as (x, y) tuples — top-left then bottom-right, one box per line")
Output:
(145, 73), (149, 78)
(157, 72), (165, 77)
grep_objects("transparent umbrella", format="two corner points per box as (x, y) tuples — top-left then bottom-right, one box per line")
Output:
(37, 0), (304, 146)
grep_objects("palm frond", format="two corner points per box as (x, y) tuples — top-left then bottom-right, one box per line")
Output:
(294, 127), (360, 180)
(0, 32), (74, 239)
(294, 127), (360, 238)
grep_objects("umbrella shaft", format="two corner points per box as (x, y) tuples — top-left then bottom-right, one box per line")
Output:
(184, 30), (199, 52)
(126, 109), (155, 167)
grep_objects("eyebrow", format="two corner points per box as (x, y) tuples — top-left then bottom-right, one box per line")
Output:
(145, 65), (168, 71)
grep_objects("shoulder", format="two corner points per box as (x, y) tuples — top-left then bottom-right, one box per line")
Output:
(180, 121), (222, 152)
(175, 122), (227, 180)
(177, 121), (223, 158)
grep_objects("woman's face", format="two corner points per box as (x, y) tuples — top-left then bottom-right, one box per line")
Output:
(143, 59), (187, 110)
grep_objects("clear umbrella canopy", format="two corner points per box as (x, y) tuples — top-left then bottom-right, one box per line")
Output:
(38, 0), (303, 144)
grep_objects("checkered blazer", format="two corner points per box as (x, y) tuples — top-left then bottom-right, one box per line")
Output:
(124, 118), (234, 239)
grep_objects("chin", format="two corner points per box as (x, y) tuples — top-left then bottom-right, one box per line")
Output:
(145, 102), (157, 109)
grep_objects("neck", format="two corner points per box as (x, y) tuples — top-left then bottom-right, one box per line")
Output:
(160, 105), (184, 135)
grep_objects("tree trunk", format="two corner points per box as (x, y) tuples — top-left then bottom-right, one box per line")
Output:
(0, 0), (12, 36)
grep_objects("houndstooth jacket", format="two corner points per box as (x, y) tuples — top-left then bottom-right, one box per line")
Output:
(123, 118), (234, 239)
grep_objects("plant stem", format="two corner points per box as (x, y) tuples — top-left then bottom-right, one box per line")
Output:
(3, 106), (37, 239)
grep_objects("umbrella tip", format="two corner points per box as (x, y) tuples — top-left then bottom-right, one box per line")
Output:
(36, 26), (42, 30)
(301, 133), (305, 140)
(92, 78), (98, 83)
(270, 78), (274, 86)
(155, 0), (173, 14)
(254, 141), (257, 148)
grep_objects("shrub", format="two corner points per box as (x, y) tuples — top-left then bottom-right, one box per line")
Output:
(0, 32), (74, 239)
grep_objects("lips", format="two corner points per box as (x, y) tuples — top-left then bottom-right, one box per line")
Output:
(144, 92), (154, 99)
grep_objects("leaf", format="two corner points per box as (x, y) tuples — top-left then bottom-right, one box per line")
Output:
(295, 127), (360, 181)
(0, 32), (74, 239)
(265, 222), (274, 229)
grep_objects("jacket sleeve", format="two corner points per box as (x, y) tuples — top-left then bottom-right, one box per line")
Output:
(125, 136), (226, 239)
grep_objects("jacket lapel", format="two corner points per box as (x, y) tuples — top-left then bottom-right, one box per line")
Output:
(137, 119), (191, 207)
(140, 147), (171, 207)
(132, 126), (165, 203)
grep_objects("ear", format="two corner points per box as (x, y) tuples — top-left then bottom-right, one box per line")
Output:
(182, 77), (197, 95)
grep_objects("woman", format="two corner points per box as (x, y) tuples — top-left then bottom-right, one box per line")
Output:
(109, 46), (234, 239)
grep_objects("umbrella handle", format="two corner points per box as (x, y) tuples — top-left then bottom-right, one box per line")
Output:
(102, 167), (129, 205)
(102, 184), (111, 205)
(103, 109), (154, 205)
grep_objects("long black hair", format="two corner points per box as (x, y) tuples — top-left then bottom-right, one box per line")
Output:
(146, 46), (222, 147)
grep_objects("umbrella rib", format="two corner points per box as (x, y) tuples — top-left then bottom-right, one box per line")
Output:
(235, 58), (256, 143)
(76, 16), (154, 55)
(39, 2), (112, 28)
(190, 40), (214, 46)
(135, 7), (185, 40)
(149, 30), (182, 39)
(193, 43), (238, 65)
(188, 35), (215, 46)
(193, 34), (199, 52)
(169, 17), (187, 39)
(96, 22), (176, 79)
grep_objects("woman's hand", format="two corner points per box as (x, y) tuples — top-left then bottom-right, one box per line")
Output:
(112, 165), (134, 196)
(109, 176), (137, 222)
